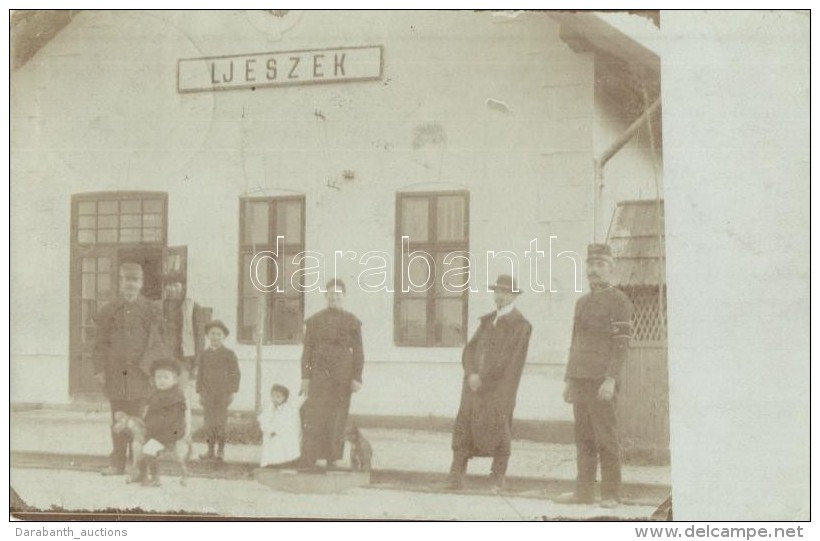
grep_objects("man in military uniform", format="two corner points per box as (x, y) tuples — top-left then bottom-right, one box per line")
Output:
(556, 244), (634, 508)
(298, 278), (364, 470)
(93, 262), (165, 475)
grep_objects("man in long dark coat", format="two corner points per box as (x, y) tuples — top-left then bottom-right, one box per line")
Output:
(93, 262), (166, 475)
(299, 279), (364, 470)
(446, 274), (532, 490)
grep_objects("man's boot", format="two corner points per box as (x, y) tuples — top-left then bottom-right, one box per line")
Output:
(554, 481), (595, 505)
(490, 455), (509, 492)
(103, 431), (128, 475)
(445, 454), (468, 490)
(600, 483), (621, 509)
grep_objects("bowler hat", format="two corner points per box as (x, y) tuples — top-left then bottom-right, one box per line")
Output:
(151, 358), (181, 376)
(488, 274), (521, 294)
(204, 319), (230, 336)
(586, 243), (614, 264)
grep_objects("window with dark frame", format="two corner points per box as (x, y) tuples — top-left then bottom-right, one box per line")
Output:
(75, 195), (166, 245)
(238, 196), (306, 345)
(72, 192), (169, 342)
(395, 191), (469, 347)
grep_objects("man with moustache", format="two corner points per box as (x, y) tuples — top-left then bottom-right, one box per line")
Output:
(446, 274), (532, 491)
(556, 243), (634, 508)
(93, 262), (165, 475)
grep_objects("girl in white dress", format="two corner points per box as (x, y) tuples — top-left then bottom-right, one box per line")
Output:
(258, 384), (305, 467)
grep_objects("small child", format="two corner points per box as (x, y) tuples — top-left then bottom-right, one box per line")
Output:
(258, 384), (305, 468)
(196, 320), (241, 461)
(139, 358), (187, 486)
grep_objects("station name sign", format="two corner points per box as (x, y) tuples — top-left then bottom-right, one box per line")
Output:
(178, 45), (383, 93)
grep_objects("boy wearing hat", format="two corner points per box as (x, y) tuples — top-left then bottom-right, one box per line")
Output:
(138, 358), (187, 486)
(196, 320), (241, 461)
(446, 274), (532, 491)
(556, 243), (634, 508)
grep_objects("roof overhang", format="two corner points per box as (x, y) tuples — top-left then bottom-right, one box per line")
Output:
(549, 11), (660, 80)
(10, 10), (80, 70)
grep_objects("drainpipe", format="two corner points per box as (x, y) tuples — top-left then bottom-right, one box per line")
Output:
(593, 98), (661, 241)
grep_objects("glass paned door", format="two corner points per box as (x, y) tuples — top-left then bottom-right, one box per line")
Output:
(71, 251), (117, 394)
(69, 192), (168, 396)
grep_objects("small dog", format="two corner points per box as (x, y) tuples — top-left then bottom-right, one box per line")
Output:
(112, 411), (191, 486)
(343, 425), (372, 472)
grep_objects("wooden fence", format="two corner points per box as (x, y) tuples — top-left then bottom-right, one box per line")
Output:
(617, 286), (670, 464)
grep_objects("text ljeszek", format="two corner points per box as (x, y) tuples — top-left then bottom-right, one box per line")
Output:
(248, 236), (585, 294)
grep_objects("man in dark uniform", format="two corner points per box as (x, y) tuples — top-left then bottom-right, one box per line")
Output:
(446, 274), (532, 491)
(93, 262), (165, 475)
(556, 244), (634, 508)
(299, 279), (364, 470)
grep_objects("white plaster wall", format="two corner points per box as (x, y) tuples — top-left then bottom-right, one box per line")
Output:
(10, 10), (627, 422)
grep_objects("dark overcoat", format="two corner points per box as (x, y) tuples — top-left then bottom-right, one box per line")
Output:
(92, 295), (166, 401)
(196, 346), (241, 397)
(452, 308), (532, 457)
(300, 307), (364, 462)
(143, 386), (187, 446)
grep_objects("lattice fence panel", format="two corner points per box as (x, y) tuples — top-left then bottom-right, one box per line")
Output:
(624, 286), (667, 344)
